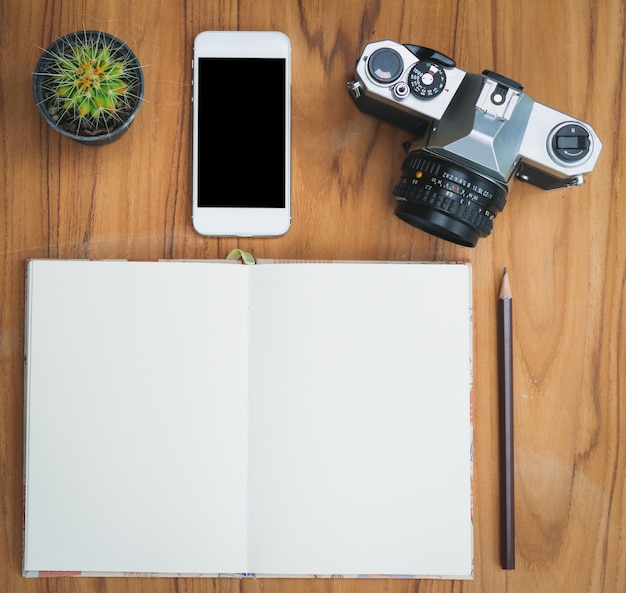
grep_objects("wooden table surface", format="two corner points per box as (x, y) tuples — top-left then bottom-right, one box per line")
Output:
(1, 0), (624, 591)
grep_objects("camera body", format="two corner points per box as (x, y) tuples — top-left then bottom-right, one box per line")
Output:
(348, 40), (602, 246)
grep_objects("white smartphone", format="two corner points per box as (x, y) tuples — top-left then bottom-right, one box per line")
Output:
(192, 31), (291, 237)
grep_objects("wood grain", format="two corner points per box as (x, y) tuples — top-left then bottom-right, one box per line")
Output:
(1, 0), (624, 591)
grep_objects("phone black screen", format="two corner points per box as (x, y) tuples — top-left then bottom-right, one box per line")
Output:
(197, 57), (286, 208)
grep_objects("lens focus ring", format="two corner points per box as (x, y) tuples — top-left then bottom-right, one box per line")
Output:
(394, 181), (495, 236)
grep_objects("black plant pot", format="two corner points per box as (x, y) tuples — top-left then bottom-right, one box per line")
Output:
(33, 30), (144, 146)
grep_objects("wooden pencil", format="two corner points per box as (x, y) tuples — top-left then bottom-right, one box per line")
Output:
(499, 268), (515, 569)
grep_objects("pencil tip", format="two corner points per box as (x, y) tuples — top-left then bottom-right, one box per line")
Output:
(500, 268), (512, 299)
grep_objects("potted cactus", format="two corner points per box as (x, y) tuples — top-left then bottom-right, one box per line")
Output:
(33, 30), (144, 145)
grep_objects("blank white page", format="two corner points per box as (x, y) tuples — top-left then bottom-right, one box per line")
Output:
(24, 260), (250, 575)
(246, 263), (472, 577)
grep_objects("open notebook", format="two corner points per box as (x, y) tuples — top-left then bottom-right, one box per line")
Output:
(23, 258), (473, 578)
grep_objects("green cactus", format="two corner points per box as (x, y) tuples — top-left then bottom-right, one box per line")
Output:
(37, 31), (142, 135)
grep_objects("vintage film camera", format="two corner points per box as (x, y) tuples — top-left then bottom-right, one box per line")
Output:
(348, 40), (602, 247)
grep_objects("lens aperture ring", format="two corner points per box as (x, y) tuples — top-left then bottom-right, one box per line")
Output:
(400, 153), (507, 212)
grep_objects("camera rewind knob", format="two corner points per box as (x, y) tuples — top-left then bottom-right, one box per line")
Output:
(551, 123), (591, 162)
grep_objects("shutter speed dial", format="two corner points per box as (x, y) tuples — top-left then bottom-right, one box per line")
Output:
(408, 61), (447, 99)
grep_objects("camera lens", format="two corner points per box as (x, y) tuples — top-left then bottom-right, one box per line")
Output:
(392, 150), (508, 247)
